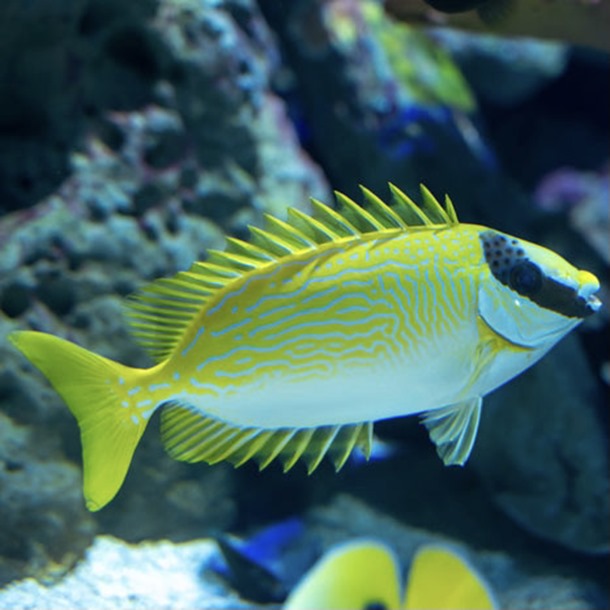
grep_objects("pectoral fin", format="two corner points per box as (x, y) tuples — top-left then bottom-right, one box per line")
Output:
(421, 397), (482, 466)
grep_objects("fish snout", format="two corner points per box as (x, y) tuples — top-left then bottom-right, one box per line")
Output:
(577, 270), (602, 316)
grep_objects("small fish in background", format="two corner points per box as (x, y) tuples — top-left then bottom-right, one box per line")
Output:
(8, 184), (601, 510)
(283, 539), (497, 609)
(209, 517), (306, 604)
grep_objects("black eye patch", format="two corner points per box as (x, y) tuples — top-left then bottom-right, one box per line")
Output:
(509, 261), (543, 296)
(480, 231), (592, 318)
(479, 231), (526, 286)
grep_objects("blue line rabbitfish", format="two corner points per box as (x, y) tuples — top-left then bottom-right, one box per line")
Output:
(9, 184), (601, 511)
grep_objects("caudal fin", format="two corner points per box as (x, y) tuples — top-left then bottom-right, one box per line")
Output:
(9, 330), (150, 511)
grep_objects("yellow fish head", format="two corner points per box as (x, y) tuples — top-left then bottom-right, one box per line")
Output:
(477, 229), (601, 349)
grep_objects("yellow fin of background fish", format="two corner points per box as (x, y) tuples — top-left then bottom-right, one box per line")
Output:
(283, 539), (497, 610)
(404, 544), (497, 609)
(8, 184), (601, 510)
(283, 539), (402, 610)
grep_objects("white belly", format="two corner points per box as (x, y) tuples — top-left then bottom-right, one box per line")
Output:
(183, 327), (479, 428)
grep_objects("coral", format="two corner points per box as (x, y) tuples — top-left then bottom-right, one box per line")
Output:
(0, 496), (605, 609)
(258, 0), (537, 232)
(0, 0), (329, 582)
(472, 335), (610, 554)
(0, 0), (157, 211)
(0, 536), (255, 610)
(428, 29), (568, 106)
(0, 411), (95, 587)
(535, 165), (610, 265)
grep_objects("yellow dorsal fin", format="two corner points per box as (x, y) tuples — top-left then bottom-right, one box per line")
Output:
(286, 207), (342, 243)
(310, 197), (360, 237)
(335, 191), (388, 232)
(359, 185), (408, 229)
(159, 402), (373, 473)
(388, 183), (458, 227)
(224, 235), (276, 262)
(262, 214), (317, 249)
(125, 185), (458, 362)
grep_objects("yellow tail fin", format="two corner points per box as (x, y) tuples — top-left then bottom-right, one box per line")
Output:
(8, 330), (150, 511)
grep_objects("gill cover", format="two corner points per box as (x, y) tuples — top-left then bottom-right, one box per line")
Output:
(477, 230), (599, 348)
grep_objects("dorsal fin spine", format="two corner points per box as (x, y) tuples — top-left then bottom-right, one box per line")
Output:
(126, 183), (459, 362)
(224, 236), (276, 262)
(335, 191), (386, 232)
(248, 225), (297, 256)
(310, 198), (359, 236)
(206, 249), (263, 271)
(444, 194), (459, 225)
(419, 184), (451, 224)
(263, 214), (316, 249)
(287, 207), (340, 243)
(388, 183), (432, 226)
(196, 262), (241, 279)
(359, 185), (407, 229)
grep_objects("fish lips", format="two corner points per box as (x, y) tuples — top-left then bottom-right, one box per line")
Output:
(583, 293), (602, 316)
(579, 282), (602, 317)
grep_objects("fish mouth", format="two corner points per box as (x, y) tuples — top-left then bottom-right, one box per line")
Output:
(577, 274), (602, 316)
(584, 293), (602, 314)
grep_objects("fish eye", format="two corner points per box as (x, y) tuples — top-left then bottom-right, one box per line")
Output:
(509, 261), (542, 296)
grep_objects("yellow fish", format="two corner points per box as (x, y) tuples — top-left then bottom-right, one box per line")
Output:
(283, 539), (497, 610)
(9, 185), (601, 511)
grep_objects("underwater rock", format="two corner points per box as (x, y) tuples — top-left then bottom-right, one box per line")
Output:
(0, 0), (329, 582)
(0, 0), (159, 212)
(0, 0), (86, 210)
(535, 165), (610, 265)
(472, 335), (610, 554)
(0, 0), (329, 213)
(0, 496), (603, 609)
(300, 495), (605, 610)
(0, 536), (258, 610)
(257, 0), (537, 234)
(0, 410), (95, 588)
(428, 29), (568, 106)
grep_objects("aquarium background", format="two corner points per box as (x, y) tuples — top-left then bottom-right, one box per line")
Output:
(0, 0), (608, 608)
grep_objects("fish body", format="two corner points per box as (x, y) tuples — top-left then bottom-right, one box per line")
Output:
(158, 226), (482, 428)
(9, 185), (601, 510)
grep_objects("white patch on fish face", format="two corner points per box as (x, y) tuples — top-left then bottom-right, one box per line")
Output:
(478, 278), (580, 349)
(477, 230), (599, 349)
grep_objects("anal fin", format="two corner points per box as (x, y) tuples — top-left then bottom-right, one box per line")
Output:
(160, 402), (372, 473)
(421, 397), (482, 466)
